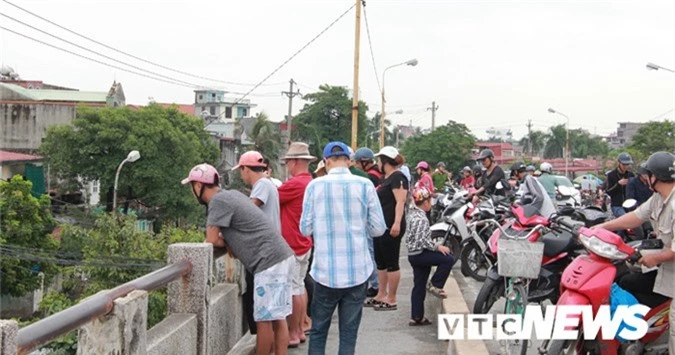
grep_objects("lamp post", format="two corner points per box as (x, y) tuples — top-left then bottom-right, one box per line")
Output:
(381, 58), (418, 148)
(113, 150), (140, 212)
(548, 108), (570, 177)
(646, 62), (675, 73)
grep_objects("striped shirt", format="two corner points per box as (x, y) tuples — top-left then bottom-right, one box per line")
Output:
(300, 166), (387, 288)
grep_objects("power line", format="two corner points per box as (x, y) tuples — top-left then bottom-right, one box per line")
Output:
(0, 13), (210, 89)
(0, 25), (202, 89)
(216, 2), (357, 118)
(0, 0), (284, 87)
(362, 2), (382, 94)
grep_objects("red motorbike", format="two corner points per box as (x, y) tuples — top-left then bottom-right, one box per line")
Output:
(543, 225), (671, 355)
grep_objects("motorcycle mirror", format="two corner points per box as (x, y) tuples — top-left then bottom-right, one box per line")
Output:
(573, 182), (581, 190)
(622, 199), (637, 209)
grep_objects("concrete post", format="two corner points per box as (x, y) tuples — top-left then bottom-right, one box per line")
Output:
(0, 320), (18, 355)
(77, 290), (148, 355)
(167, 243), (212, 355)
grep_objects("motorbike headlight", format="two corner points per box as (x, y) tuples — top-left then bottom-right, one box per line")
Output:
(578, 234), (629, 260)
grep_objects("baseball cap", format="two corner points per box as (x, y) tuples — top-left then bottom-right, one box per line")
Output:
(231, 151), (266, 170)
(374, 146), (399, 160)
(323, 142), (351, 159)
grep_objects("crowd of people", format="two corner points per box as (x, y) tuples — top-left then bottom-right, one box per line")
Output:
(180, 140), (675, 355)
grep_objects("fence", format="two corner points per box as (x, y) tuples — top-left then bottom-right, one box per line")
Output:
(0, 243), (247, 355)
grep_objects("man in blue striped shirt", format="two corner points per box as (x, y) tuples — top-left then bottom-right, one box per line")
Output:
(300, 141), (386, 355)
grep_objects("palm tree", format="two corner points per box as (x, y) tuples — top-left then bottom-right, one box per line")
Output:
(250, 112), (281, 166)
(544, 124), (566, 159)
(519, 130), (548, 156)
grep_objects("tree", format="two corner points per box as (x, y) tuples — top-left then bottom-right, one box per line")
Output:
(400, 121), (476, 174)
(292, 85), (369, 158)
(0, 176), (58, 296)
(40, 104), (219, 225)
(365, 112), (394, 150)
(519, 130), (548, 156)
(543, 124), (609, 159)
(249, 112), (281, 168)
(544, 125), (567, 159)
(629, 120), (675, 158)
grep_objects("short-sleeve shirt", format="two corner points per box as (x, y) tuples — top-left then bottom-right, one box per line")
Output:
(377, 171), (409, 233)
(251, 178), (281, 235)
(634, 187), (675, 298)
(207, 190), (294, 274)
(415, 172), (434, 192)
(278, 172), (313, 256)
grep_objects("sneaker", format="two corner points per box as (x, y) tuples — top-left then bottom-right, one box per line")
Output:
(366, 287), (378, 297)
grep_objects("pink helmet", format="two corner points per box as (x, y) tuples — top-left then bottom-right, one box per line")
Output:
(415, 161), (430, 170)
(231, 151), (266, 170)
(182, 163), (220, 185)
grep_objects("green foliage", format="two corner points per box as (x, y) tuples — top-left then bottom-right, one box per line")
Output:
(629, 120), (675, 158)
(249, 112), (281, 167)
(39, 291), (77, 354)
(293, 85), (369, 157)
(543, 125), (610, 159)
(39, 104), (219, 224)
(401, 121), (477, 174)
(0, 176), (58, 296)
(519, 130), (547, 156)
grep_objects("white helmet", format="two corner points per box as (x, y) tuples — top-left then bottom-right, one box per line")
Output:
(540, 162), (553, 174)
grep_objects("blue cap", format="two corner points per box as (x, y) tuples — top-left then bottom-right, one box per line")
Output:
(323, 141), (351, 159)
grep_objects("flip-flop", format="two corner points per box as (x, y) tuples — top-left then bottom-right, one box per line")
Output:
(409, 318), (432, 326)
(363, 298), (384, 307)
(373, 302), (397, 311)
(427, 285), (448, 299)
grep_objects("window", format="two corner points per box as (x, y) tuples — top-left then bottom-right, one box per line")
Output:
(225, 107), (232, 118)
(199, 95), (203, 100)
(619, 123), (626, 128)
(210, 106), (216, 115)
(92, 180), (99, 194)
(237, 107), (248, 118)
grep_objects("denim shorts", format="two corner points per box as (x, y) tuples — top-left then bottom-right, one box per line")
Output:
(253, 256), (293, 322)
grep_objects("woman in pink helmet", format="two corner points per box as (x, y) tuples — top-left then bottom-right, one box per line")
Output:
(414, 161), (434, 193)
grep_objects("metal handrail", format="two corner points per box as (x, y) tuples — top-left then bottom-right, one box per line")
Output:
(16, 259), (193, 355)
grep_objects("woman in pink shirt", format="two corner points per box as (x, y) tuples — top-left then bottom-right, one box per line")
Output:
(415, 161), (434, 192)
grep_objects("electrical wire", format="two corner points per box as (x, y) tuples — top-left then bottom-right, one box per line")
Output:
(362, 1), (382, 94)
(0, 0), (285, 87)
(0, 25), (204, 89)
(216, 2), (357, 118)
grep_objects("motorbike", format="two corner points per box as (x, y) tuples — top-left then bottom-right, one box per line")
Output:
(541, 226), (670, 355)
(429, 189), (474, 258)
(458, 194), (515, 281)
(622, 198), (654, 241)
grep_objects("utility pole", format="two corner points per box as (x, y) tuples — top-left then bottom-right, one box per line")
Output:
(427, 101), (439, 131)
(526, 119), (533, 156)
(281, 79), (300, 180)
(350, 0), (362, 150)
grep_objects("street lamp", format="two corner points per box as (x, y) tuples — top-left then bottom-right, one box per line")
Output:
(548, 108), (570, 177)
(646, 62), (675, 73)
(113, 150), (140, 212)
(381, 58), (418, 147)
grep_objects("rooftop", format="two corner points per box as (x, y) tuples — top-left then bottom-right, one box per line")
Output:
(0, 150), (43, 163)
(0, 83), (108, 103)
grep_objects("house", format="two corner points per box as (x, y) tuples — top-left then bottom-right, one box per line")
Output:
(0, 80), (125, 152)
(472, 142), (516, 165)
(605, 122), (645, 149)
(193, 89), (256, 123)
(0, 150), (45, 195)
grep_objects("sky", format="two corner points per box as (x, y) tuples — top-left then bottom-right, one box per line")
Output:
(1, 0), (674, 141)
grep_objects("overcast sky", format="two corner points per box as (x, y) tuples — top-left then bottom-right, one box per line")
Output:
(1, 0), (674, 140)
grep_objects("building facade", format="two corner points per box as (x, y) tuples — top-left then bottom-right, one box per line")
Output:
(605, 122), (645, 149)
(194, 89), (256, 123)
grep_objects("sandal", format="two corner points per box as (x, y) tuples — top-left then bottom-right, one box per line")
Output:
(373, 302), (398, 311)
(363, 298), (384, 307)
(409, 318), (432, 326)
(427, 284), (448, 299)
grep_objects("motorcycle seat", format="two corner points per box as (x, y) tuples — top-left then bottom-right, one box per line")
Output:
(574, 208), (608, 227)
(541, 230), (575, 257)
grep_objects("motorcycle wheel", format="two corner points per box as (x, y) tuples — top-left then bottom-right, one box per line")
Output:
(473, 276), (504, 314)
(431, 230), (461, 260)
(460, 241), (488, 282)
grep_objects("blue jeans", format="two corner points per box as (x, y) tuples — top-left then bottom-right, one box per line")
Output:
(367, 238), (378, 289)
(612, 206), (626, 218)
(309, 281), (367, 355)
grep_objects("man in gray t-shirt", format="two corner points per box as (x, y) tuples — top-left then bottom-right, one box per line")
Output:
(233, 150), (282, 235)
(183, 163), (293, 355)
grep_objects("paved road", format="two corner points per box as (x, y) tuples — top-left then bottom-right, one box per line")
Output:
(452, 271), (548, 355)
(289, 252), (448, 355)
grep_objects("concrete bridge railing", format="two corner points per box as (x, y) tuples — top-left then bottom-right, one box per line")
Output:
(0, 243), (247, 355)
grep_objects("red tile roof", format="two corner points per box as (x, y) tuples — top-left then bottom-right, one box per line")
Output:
(157, 103), (195, 116)
(0, 150), (43, 163)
